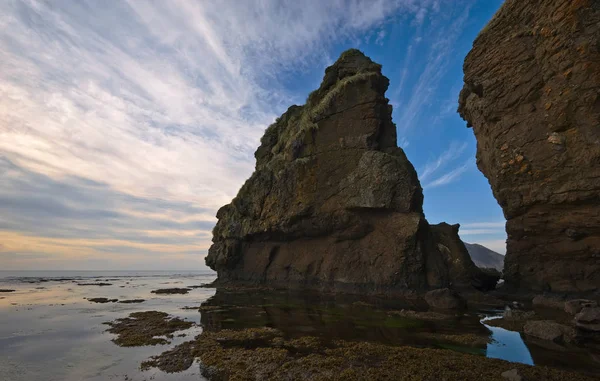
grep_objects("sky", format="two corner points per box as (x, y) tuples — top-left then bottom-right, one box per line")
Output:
(0, 0), (506, 271)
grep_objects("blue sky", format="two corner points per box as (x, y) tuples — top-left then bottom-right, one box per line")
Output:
(0, 0), (505, 270)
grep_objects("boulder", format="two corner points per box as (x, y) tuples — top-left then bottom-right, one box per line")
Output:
(424, 288), (466, 310)
(458, 0), (600, 292)
(564, 299), (598, 315)
(504, 306), (535, 320)
(574, 307), (600, 332)
(524, 320), (576, 343)
(501, 368), (525, 381)
(206, 49), (495, 295)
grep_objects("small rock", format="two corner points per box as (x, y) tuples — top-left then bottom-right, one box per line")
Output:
(564, 299), (598, 315)
(424, 288), (466, 310)
(547, 132), (565, 145)
(501, 368), (525, 381)
(151, 288), (190, 295)
(118, 299), (145, 304)
(504, 306), (535, 320)
(524, 320), (575, 343)
(88, 298), (118, 304)
(574, 307), (600, 331)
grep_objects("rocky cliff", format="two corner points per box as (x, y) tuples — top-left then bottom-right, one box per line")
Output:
(207, 49), (495, 294)
(458, 0), (600, 292)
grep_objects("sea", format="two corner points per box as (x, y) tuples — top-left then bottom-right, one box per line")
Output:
(0, 270), (598, 380)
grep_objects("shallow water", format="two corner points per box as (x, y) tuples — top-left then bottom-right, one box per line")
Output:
(482, 316), (534, 365)
(195, 289), (600, 375)
(0, 272), (598, 380)
(0, 271), (216, 381)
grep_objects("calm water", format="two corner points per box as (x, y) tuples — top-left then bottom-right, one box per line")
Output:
(0, 271), (217, 381)
(0, 271), (598, 380)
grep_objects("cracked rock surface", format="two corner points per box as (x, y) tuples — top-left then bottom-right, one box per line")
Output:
(206, 49), (496, 294)
(458, 0), (600, 292)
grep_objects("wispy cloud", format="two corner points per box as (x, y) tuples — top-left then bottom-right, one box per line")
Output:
(461, 221), (505, 229)
(419, 141), (468, 182)
(460, 229), (504, 235)
(0, 0), (434, 269)
(394, 3), (472, 131)
(423, 159), (472, 189)
(458, 220), (506, 254)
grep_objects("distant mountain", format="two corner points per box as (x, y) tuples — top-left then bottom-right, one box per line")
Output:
(464, 243), (505, 272)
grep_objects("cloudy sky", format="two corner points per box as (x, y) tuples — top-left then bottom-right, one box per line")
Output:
(0, 0), (506, 271)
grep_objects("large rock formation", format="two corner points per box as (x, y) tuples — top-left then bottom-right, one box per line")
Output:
(207, 49), (495, 294)
(458, 0), (600, 292)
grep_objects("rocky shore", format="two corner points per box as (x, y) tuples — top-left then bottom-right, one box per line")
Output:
(141, 327), (595, 381)
(110, 0), (600, 379)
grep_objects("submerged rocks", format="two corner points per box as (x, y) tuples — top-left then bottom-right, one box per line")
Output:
(458, 0), (600, 292)
(87, 297), (118, 303)
(104, 311), (194, 347)
(118, 299), (145, 304)
(207, 49), (496, 295)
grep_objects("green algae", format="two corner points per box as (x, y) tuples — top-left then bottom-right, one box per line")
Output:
(142, 327), (596, 380)
(104, 311), (194, 347)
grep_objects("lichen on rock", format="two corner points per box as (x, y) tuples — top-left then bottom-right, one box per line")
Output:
(207, 49), (496, 294)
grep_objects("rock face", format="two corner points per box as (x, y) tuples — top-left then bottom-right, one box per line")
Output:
(207, 49), (496, 294)
(458, 0), (600, 293)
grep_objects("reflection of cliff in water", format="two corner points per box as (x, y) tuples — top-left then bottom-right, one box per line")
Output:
(198, 289), (600, 376)
(199, 288), (491, 349)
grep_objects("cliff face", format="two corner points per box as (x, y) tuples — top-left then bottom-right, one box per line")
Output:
(458, 0), (600, 292)
(207, 49), (495, 294)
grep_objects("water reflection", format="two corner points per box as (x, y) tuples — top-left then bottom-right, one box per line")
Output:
(200, 289), (489, 351)
(0, 271), (216, 381)
(197, 288), (600, 376)
(482, 317), (534, 365)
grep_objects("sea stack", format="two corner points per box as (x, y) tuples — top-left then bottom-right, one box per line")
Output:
(207, 49), (496, 294)
(458, 0), (600, 292)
